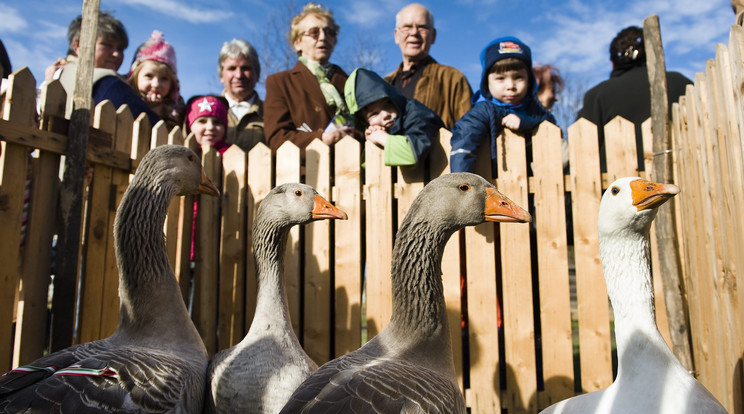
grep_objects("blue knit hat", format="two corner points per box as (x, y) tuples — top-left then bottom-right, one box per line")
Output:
(478, 36), (534, 101)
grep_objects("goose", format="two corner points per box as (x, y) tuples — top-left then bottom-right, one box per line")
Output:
(540, 177), (727, 414)
(0, 145), (219, 413)
(279, 172), (532, 413)
(205, 183), (348, 414)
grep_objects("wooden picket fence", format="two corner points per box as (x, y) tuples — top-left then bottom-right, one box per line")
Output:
(0, 26), (742, 414)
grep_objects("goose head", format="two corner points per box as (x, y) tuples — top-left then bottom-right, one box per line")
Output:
(407, 173), (532, 232)
(258, 183), (348, 226)
(598, 177), (679, 237)
(133, 144), (220, 197)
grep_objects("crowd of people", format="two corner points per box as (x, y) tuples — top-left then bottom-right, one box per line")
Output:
(27, 1), (702, 174)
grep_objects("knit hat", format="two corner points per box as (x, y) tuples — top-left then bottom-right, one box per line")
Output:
(186, 96), (229, 129)
(478, 36), (534, 101)
(130, 30), (177, 75)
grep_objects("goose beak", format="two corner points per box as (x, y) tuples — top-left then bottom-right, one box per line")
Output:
(484, 187), (532, 223)
(630, 179), (679, 211)
(198, 168), (220, 196)
(312, 194), (348, 220)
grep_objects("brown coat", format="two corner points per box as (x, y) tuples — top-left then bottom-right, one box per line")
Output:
(385, 58), (473, 130)
(264, 62), (348, 151)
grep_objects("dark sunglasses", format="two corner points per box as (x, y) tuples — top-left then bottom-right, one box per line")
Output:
(301, 26), (337, 39)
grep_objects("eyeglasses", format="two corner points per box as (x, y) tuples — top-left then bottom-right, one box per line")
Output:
(397, 24), (431, 34)
(301, 26), (338, 40)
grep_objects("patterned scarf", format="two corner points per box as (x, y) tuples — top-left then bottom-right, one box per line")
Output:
(299, 56), (348, 116)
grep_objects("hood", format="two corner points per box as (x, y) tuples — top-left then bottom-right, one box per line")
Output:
(345, 68), (407, 127)
(476, 36), (537, 102)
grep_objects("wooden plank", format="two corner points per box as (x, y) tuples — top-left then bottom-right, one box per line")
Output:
(275, 141), (301, 338)
(640, 119), (674, 352)
(699, 66), (737, 407)
(363, 141), (393, 339)
(10, 77), (64, 367)
(684, 79), (725, 397)
(304, 139), (332, 364)
(675, 93), (709, 384)
(332, 136), (362, 358)
(531, 122), (574, 408)
(717, 35), (744, 413)
(78, 101), (117, 343)
(0, 119), (131, 171)
(464, 133), (500, 412)
(567, 119), (613, 392)
(496, 130), (535, 413)
(194, 145), (221, 355)
(51, 1), (99, 351)
(0, 69), (36, 370)
(433, 129), (465, 394)
(164, 128), (184, 277)
(219, 146), (247, 350)
(245, 143), (272, 332)
(172, 135), (196, 303)
(603, 116), (639, 179)
(99, 106), (133, 335)
(151, 121), (169, 148)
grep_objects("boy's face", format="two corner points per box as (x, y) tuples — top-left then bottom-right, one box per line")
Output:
(363, 99), (398, 130)
(487, 67), (529, 105)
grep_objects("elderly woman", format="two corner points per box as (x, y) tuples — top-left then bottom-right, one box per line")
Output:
(218, 38), (265, 151)
(264, 2), (354, 151)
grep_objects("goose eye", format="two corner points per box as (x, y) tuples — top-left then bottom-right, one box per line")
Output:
(458, 184), (471, 192)
(611, 186), (620, 195)
(188, 154), (197, 163)
(294, 190), (303, 197)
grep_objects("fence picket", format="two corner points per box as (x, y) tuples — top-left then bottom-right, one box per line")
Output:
(532, 122), (574, 408)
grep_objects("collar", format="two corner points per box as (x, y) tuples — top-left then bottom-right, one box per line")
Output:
(223, 91), (256, 107)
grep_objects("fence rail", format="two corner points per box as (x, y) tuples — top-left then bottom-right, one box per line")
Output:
(0, 25), (742, 414)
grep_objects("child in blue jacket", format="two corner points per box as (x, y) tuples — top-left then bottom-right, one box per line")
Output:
(345, 68), (443, 166)
(450, 37), (556, 174)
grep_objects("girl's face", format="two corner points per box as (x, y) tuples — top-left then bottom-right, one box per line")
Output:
(136, 60), (173, 104)
(191, 116), (226, 146)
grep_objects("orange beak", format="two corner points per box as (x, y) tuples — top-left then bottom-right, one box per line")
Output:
(484, 187), (532, 223)
(630, 179), (679, 211)
(198, 168), (220, 196)
(312, 194), (348, 220)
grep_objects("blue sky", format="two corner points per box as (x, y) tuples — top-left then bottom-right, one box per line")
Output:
(0, 0), (735, 122)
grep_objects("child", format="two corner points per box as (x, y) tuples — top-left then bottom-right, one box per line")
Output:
(450, 36), (556, 174)
(128, 30), (182, 129)
(184, 95), (231, 155)
(344, 67), (443, 166)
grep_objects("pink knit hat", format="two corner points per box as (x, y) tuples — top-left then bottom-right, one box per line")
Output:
(186, 96), (229, 128)
(130, 30), (177, 75)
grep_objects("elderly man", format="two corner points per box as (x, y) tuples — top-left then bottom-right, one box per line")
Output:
(385, 3), (472, 130)
(218, 39), (265, 152)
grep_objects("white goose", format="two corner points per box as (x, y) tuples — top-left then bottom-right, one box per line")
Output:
(279, 172), (532, 413)
(541, 177), (727, 414)
(205, 183), (348, 414)
(0, 145), (219, 413)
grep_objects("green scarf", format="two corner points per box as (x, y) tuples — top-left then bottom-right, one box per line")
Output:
(299, 56), (348, 116)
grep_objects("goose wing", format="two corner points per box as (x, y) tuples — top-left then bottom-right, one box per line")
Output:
(0, 341), (203, 413)
(280, 352), (465, 414)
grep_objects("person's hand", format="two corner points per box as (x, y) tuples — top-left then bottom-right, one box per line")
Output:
(144, 90), (164, 104)
(321, 125), (354, 145)
(365, 127), (389, 148)
(44, 57), (67, 81)
(502, 113), (521, 130)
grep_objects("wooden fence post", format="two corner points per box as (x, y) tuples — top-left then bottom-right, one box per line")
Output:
(643, 14), (693, 371)
(51, 0), (99, 351)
